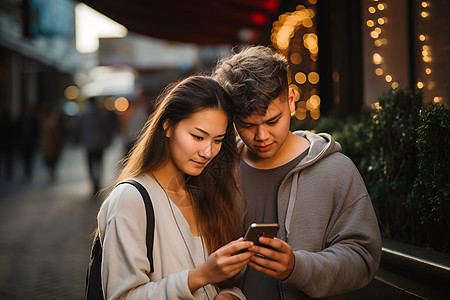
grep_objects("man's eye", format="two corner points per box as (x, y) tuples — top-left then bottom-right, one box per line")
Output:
(266, 118), (280, 125)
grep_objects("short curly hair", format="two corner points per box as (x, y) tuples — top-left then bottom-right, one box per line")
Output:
(212, 45), (289, 119)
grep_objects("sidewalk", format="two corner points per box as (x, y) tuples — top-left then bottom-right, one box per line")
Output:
(0, 137), (125, 299)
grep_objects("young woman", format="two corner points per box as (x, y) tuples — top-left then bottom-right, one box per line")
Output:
(97, 76), (253, 299)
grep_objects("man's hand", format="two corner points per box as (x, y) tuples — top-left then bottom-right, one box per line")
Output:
(248, 237), (295, 280)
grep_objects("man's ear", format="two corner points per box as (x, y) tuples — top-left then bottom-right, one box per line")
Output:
(288, 88), (296, 113)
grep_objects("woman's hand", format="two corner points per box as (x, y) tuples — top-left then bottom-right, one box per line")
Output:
(215, 293), (240, 300)
(188, 238), (253, 293)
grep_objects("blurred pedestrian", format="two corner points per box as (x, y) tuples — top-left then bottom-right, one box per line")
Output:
(74, 97), (113, 196)
(16, 105), (39, 180)
(0, 105), (15, 182)
(40, 107), (67, 181)
(95, 76), (252, 299)
(123, 100), (148, 157)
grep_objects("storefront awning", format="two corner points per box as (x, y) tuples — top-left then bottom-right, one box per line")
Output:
(79, 0), (281, 45)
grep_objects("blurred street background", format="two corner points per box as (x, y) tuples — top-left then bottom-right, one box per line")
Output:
(0, 137), (124, 299)
(0, 0), (448, 299)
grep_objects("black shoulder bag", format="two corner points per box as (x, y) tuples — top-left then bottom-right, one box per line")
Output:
(85, 179), (155, 300)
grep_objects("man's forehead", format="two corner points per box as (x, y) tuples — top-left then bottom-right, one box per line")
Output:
(238, 98), (284, 123)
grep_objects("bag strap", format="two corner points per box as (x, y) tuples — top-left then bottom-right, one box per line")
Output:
(85, 234), (103, 300)
(117, 179), (155, 273)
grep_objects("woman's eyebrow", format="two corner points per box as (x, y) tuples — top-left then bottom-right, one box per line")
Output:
(194, 127), (226, 137)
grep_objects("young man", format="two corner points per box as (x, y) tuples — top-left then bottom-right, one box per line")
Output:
(213, 45), (381, 299)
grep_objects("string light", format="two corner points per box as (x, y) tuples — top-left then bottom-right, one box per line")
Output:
(290, 53), (302, 64)
(418, 0), (434, 101)
(370, 31), (380, 39)
(366, 0), (397, 91)
(295, 72), (307, 84)
(433, 96), (442, 103)
(271, 4), (320, 121)
(308, 72), (319, 84)
(271, 6), (315, 51)
(373, 53), (383, 64)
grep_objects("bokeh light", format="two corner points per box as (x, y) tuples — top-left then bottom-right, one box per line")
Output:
(115, 97), (129, 112)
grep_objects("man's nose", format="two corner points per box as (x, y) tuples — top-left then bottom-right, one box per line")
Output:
(255, 125), (269, 141)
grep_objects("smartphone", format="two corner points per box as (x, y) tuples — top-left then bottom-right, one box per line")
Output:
(243, 223), (279, 248)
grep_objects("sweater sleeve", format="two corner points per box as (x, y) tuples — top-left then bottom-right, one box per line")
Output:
(284, 195), (381, 297)
(219, 287), (246, 300)
(282, 155), (381, 298)
(100, 185), (196, 300)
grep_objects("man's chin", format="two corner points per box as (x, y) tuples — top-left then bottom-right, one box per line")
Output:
(249, 148), (275, 160)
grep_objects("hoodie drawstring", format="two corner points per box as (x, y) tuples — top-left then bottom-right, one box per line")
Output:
(285, 172), (298, 241)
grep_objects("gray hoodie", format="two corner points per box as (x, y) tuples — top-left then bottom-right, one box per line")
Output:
(242, 131), (381, 299)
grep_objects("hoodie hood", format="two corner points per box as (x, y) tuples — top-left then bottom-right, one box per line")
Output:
(236, 130), (341, 174)
(292, 130), (342, 172)
(282, 130), (341, 240)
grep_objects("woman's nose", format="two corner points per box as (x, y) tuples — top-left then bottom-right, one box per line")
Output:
(199, 143), (212, 158)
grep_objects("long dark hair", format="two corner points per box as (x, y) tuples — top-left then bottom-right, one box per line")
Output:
(118, 75), (241, 253)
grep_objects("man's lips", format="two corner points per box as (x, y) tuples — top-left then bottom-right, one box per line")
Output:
(254, 143), (272, 152)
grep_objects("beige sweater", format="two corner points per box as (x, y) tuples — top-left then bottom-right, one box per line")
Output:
(98, 174), (244, 299)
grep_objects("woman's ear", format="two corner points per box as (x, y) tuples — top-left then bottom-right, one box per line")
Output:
(163, 119), (171, 138)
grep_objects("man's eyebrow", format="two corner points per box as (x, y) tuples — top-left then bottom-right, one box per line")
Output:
(194, 127), (226, 137)
(236, 119), (253, 126)
(237, 112), (282, 125)
(265, 112), (282, 122)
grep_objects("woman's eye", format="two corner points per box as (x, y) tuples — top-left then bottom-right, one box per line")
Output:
(192, 134), (203, 141)
(214, 139), (224, 144)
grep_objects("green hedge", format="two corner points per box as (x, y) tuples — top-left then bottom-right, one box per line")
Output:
(307, 88), (450, 253)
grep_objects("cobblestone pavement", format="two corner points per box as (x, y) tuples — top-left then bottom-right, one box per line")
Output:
(0, 138), (124, 300)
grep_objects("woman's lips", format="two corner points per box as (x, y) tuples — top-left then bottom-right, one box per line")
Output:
(192, 160), (206, 168)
